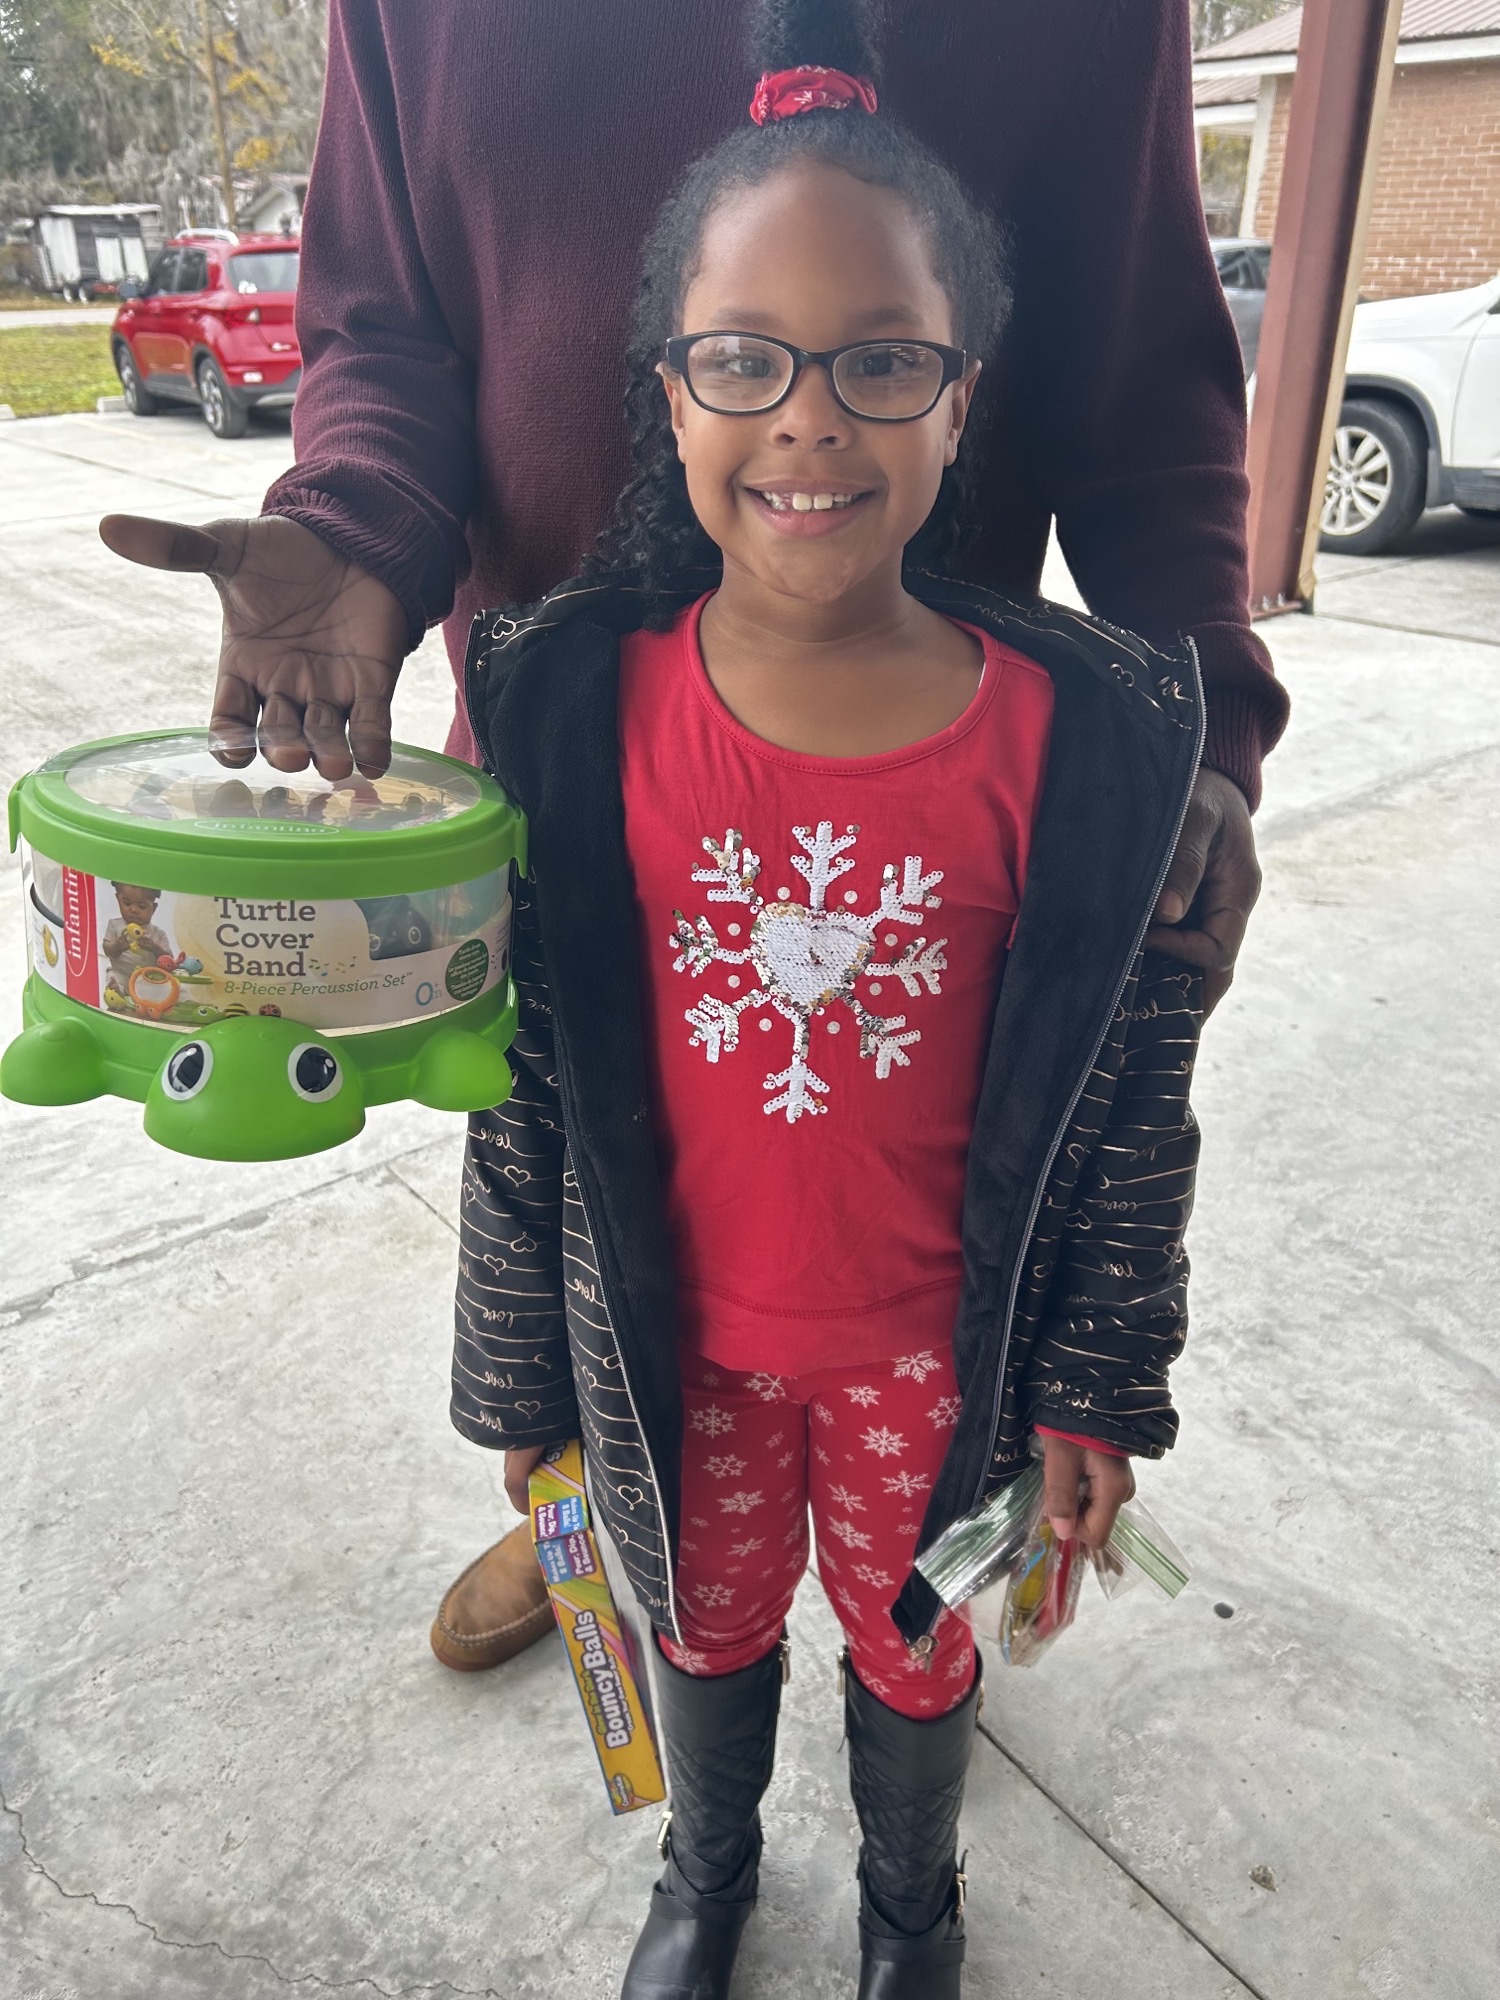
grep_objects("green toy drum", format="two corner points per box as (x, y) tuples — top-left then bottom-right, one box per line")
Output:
(3, 732), (527, 1161)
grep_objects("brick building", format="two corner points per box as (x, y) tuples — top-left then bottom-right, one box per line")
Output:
(1194, 0), (1500, 300)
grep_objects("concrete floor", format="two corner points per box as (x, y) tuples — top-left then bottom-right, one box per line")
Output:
(1, 413), (1497, 1999)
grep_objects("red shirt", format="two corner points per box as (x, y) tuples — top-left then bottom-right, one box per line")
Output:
(618, 596), (1053, 1375)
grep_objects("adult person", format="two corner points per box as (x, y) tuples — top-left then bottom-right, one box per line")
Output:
(100, 0), (1289, 1678)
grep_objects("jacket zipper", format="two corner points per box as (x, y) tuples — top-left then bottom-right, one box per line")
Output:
(564, 1137), (687, 1647)
(468, 618), (689, 1644)
(918, 636), (1207, 1640)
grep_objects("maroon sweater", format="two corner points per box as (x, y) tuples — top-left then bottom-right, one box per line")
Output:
(265, 0), (1288, 803)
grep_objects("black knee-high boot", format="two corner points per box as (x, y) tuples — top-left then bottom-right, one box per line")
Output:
(620, 1638), (785, 2000)
(844, 1653), (982, 2000)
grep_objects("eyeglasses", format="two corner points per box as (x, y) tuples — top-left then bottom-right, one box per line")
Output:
(663, 331), (969, 422)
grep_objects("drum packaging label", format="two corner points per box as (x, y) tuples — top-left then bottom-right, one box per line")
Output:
(21, 843), (511, 1033)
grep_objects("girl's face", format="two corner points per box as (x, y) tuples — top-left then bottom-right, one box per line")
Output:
(662, 161), (979, 611)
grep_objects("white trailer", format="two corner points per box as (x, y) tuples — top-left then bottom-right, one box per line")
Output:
(31, 205), (163, 301)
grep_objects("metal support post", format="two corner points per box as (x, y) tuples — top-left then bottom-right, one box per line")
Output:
(1245, 0), (1402, 616)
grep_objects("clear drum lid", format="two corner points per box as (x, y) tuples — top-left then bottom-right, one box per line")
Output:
(56, 735), (482, 831)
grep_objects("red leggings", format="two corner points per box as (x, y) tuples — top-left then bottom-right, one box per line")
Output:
(662, 1347), (976, 1718)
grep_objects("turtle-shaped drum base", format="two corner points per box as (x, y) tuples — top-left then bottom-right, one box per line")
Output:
(2, 973), (515, 1160)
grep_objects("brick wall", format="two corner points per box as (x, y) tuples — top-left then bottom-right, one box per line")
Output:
(1251, 59), (1500, 300)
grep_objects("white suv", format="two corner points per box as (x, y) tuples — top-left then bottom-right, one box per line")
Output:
(1322, 274), (1500, 553)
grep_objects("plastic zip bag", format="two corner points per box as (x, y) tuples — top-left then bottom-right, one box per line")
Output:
(915, 1444), (1190, 1668)
(996, 1517), (1087, 1666)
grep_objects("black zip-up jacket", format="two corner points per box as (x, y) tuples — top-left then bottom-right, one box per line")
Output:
(451, 571), (1205, 1648)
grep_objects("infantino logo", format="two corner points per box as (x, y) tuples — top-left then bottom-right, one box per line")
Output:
(62, 869), (92, 981)
(571, 1608), (633, 1750)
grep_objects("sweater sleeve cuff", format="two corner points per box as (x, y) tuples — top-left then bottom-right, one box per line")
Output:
(1200, 687), (1274, 813)
(1190, 620), (1292, 814)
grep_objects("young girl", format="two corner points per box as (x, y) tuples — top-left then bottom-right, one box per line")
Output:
(451, 2), (1203, 1993)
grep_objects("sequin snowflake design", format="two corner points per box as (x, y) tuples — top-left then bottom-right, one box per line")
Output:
(671, 821), (946, 1123)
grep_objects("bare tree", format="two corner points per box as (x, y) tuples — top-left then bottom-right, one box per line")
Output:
(1192, 0), (1295, 51)
(0, 0), (326, 221)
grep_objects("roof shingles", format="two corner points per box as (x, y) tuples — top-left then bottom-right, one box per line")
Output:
(1198, 0), (1500, 63)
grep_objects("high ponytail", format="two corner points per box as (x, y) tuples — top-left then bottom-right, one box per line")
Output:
(752, 0), (881, 82)
(588, 0), (1010, 618)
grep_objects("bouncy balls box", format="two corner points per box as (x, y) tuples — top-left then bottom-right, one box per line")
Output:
(528, 1441), (665, 1816)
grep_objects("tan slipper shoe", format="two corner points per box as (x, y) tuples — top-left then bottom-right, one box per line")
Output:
(429, 1522), (555, 1672)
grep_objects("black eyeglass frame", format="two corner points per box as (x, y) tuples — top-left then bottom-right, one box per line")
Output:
(663, 331), (970, 422)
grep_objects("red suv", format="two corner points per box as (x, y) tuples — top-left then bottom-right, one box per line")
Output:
(111, 231), (301, 439)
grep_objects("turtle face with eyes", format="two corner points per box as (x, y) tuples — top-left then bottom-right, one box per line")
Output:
(143, 1014), (366, 1160)
(5, 984), (512, 1157)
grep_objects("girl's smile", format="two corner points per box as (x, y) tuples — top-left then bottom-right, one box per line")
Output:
(744, 480), (878, 533)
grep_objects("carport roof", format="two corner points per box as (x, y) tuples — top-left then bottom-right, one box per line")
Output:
(1199, 1), (1500, 61)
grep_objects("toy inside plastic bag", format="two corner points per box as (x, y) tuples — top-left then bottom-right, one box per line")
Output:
(915, 1442), (1190, 1668)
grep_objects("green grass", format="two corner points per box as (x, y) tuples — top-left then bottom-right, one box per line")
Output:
(0, 286), (83, 310)
(0, 324), (120, 417)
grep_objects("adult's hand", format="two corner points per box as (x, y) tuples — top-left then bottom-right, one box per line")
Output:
(98, 514), (409, 779)
(1145, 766), (1262, 1014)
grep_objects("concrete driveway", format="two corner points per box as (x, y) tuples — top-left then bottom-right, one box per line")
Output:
(0, 306), (118, 331)
(2, 413), (1498, 1999)
(1315, 505), (1500, 647)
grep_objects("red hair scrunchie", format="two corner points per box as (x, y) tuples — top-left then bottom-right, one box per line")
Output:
(749, 65), (879, 126)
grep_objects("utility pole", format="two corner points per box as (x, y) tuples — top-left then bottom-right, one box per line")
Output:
(200, 0), (239, 232)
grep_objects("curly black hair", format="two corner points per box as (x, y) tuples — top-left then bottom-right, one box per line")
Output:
(586, 0), (1012, 621)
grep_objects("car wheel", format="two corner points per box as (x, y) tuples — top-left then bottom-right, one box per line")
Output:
(1318, 400), (1426, 556)
(196, 356), (248, 439)
(114, 344), (160, 417)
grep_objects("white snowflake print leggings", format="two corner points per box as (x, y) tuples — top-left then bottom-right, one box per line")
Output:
(662, 1348), (976, 1718)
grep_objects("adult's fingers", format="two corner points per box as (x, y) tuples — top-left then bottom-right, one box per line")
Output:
(1144, 890), (1249, 974)
(257, 691), (314, 773)
(208, 672), (262, 768)
(1153, 818), (1211, 927)
(1145, 913), (1243, 1015)
(1149, 870), (1258, 1017)
(346, 691), (395, 779)
(1148, 769), (1261, 1014)
(99, 513), (228, 576)
(302, 700), (358, 782)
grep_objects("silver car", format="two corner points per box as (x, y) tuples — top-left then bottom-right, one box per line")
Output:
(1212, 237), (1273, 377)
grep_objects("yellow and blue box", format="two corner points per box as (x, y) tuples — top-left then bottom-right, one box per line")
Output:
(528, 1439), (666, 1815)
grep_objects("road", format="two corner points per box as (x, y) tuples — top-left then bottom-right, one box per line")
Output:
(2, 410), (1498, 2000)
(0, 305), (118, 330)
